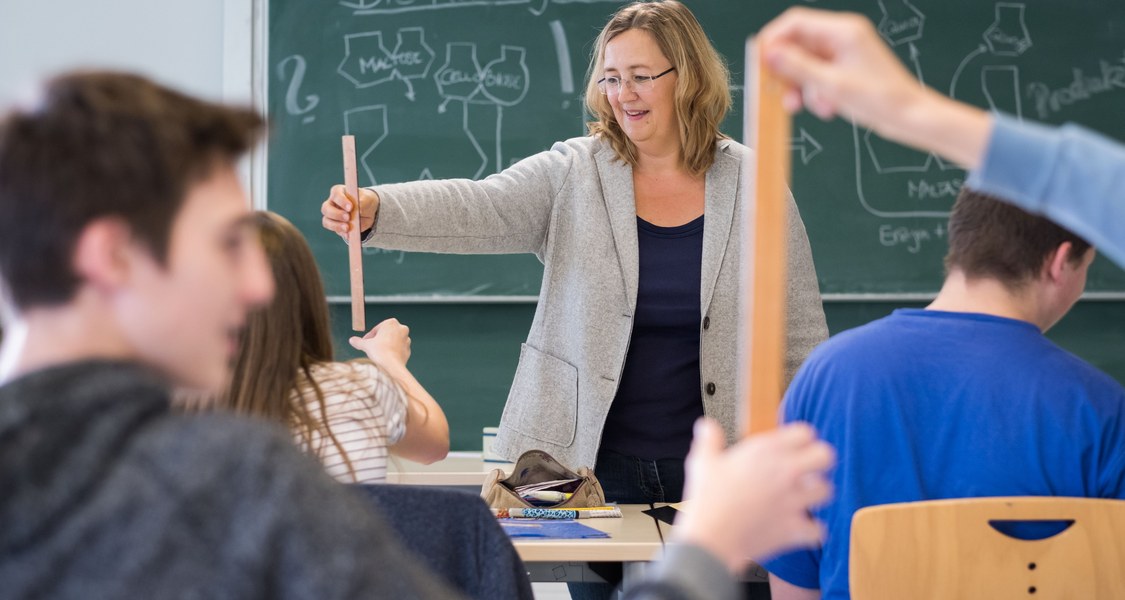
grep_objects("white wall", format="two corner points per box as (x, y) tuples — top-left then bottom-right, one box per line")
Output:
(0, 0), (263, 201)
(0, 0), (234, 105)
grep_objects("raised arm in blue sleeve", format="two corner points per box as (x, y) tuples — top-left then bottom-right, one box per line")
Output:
(966, 114), (1125, 268)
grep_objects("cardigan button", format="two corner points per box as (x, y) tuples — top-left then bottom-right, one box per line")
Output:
(703, 316), (711, 330)
(705, 382), (716, 395)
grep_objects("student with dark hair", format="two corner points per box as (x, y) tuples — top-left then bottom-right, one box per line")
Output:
(225, 211), (449, 483)
(764, 188), (1125, 600)
(0, 69), (835, 600)
(0, 70), (462, 598)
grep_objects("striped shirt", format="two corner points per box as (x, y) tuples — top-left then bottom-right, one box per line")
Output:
(297, 361), (408, 484)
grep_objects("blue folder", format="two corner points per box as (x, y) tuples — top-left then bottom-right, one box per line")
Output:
(498, 519), (611, 539)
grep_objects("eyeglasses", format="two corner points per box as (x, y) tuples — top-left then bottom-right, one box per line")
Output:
(597, 67), (676, 95)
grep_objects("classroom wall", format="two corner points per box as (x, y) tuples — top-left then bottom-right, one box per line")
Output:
(0, 0), (229, 106)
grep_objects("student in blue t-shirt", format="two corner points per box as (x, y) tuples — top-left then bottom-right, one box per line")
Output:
(765, 188), (1125, 600)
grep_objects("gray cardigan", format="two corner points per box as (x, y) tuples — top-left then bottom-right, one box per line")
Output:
(367, 136), (828, 468)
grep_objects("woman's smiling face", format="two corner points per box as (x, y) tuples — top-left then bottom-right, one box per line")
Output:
(602, 28), (680, 155)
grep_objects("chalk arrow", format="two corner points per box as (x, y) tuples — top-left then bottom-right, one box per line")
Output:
(790, 128), (823, 165)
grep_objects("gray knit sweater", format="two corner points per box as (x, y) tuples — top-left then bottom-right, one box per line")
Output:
(0, 360), (460, 599)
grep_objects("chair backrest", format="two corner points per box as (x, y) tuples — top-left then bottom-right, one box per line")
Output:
(850, 497), (1125, 599)
(352, 484), (534, 600)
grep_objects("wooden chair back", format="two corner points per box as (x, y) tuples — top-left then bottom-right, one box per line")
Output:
(850, 497), (1125, 599)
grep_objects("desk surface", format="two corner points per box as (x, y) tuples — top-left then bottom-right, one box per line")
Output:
(388, 451), (511, 487)
(390, 457), (668, 566)
(511, 504), (665, 563)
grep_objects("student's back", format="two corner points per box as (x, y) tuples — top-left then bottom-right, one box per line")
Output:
(765, 190), (1125, 600)
(765, 308), (1125, 599)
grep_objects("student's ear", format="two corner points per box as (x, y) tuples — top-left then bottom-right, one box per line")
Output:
(71, 218), (137, 293)
(1043, 241), (1076, 284)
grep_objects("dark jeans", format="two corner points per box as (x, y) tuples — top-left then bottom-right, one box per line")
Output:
(567, 449), (685, 600)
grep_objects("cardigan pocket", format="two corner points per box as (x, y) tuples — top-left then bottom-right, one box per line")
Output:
(501, 343), (578, 447)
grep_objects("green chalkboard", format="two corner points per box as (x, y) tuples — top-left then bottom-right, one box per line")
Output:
(267, 0), (1125, 296)
(328, 300), (1125, 451)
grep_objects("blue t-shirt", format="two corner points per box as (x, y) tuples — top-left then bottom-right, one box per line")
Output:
(764, 309), (1125, 599)
(600, 215), (705, 461)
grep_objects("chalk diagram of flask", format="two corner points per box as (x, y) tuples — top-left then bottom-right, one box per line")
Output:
(434, 43), (531, 178)
(942, 1), (1032, 177)
(337, 28), (436, 100)
(855, 0), (952, 218)
(950, 3), (1032, 120)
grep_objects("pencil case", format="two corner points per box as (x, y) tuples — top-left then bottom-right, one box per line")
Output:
(480, 449), (606, 510)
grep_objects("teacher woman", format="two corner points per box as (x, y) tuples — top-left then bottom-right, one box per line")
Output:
(321, 0), (827, 505)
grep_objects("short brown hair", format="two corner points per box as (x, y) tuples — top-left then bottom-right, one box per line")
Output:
(0, 71), (264, 311)
(585, 0), (731, 176)
(945, 188), (1092, 289)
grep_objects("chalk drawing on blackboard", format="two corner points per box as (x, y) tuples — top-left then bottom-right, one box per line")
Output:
(950, 44), (988, 100)
(951, 3), (1031, 99)
(876, 0), (924, 46)
(339, 0), (617, 16)
(337, 28), (436, 100)
(343, 0), (530, 16)
(982, 65), (1023, 119)
(877, 1), (926, 86)
(480, 46), (531, 107)
(549, 20), (575, 96)
(277, 55), (320, 125)
(343, 105), (390, 186)
(790, 128), (822, 165)
(362, 246), (407, 264)
(434, 43), (531, 176)
(459, 101), (491, 179)
(529, 0), (623, 17)
(945, 2), (1031, 167)
(984, 3), (1032, 57)
(853, 122), (955, 219)
(854, 1), (1035, 218)
(864, 129), (934, 173)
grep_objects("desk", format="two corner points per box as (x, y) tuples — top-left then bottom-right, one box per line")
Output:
(390, 457), (668, 584)
(513, 504), (666, 584)
(512, 504), (664, 562)
(388, 451), (510, 487)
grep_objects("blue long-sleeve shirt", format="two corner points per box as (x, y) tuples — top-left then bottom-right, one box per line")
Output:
(968, 114), (1125, 269)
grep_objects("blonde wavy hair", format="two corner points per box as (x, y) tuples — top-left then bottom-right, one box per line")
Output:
(585, 0), (731, 177)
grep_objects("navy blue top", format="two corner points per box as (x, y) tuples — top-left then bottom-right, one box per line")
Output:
(600, 215), (705, 461)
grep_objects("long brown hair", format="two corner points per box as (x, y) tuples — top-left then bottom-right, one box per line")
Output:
(226, 211), (357, 476)
(584, 1), (731, 176)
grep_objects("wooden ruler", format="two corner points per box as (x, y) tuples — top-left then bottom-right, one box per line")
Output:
(741, 38), (792, 436)
(342, 135), (366, 332)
